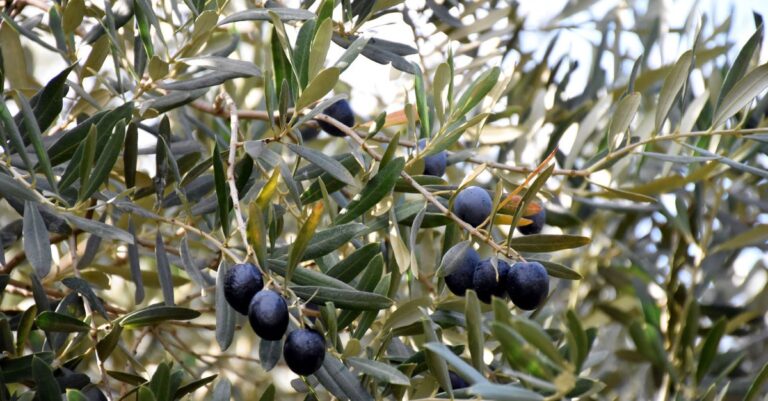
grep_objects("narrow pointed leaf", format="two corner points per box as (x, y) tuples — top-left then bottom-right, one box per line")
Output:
(336, 157), (404, 224)
(23, 201), (51, 278)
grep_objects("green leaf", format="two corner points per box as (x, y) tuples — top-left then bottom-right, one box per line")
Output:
(286, 202), (324, 285)
(0, 352), (54, 383)
(64, 212), (133, 244)
(680, 142), (768, 180)
(491, 322), (550, 378)
(107, 370), (147, 385)
(566, 310), (588, 371)
(218, 8), (315, 25)
(62, 0), (85, 33)
(0, 99), (33, 172)
(212, 379), (232, 401)
(80, 119), (127, 200)
(326, 242), (381, 282)
(0, 171), (37, 201)
(137, 386), (156, 401)
(155, 230), (174, 306)
(716, 23), (764, 111)
(62, 277), (108, 318)
(182, 56), (261, 77)
(507, 234), (590, 252)
(347, 357), (411, 386)
(337, 253), (383, 328)
(212, 143), (230, 236)
(48, 103), (133, 166)
(289, 286), (393, 310)
(336, 157), (405, 224)
(174, 374), (217, 399)
(16, 92), (58, 194)
(268, 260), (355, 291)
(257, 384), (275, 401)
(414, 64), (430, 139)
(296, 67), (339, 110)
(35, 311), (89, 332)
(712, 63), (768, 128)
(259, 339), (281, 372)
(78, 125), (97, 197)
(697, 318), (726, 383)
(215, 261), (235, 351)
(655, 50), (692, 130)
(452, 66), (500, 119)
(528, 259), (583, 280)
(315, 354), (374, 401)
(0, 318), (12, 355)
(127, 216), (145, 303)
(712, 225), (768, 253)
(32, 356), (61, 401)
(66, 389), (89, 401)
(274, 223), (366, 260)
(294, 152), (358, 181)
(120, 306), (201, 328)
(421, 319), (452, 398)
(294, 18), (315, 88)
(149, 363), (172, 401)
(465, 383), (543, 401)
(379, 296), (431, 334)
(637, 152), (719, 164)
(308, 18), (333, 81)
(334, 35), (369, 72)
(423, 342), (487, 384)
(437, 240), (472, 277)
(353, 273), (390, 338)
(23, 201), (51, 278)
(15, 304), (36, 355)
(607, 92), (641, 147)
(22, 64), (74, 135)
(287, 143), (358, 187)
(96, 324), (123, 360)
(394, 174), (448, 192)
(465, 290), (485, 372)
(511, 318), (567, 367)
(744, 361), (768, 401)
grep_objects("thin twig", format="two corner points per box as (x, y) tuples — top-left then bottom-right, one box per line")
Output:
(585, 127), (768, 173)
(367, 135), (588, 177)
(221, 92), (252, 263)
(314, 113), (525, 261)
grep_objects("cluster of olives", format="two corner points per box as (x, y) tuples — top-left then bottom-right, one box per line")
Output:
(223, 263), (326, 376)
(445, 186), (550, 309)
(444, 245), (549, 310)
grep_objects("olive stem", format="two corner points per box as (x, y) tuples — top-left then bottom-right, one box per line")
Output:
(221, 92), (253, 264)
(314, 113), (525, 261)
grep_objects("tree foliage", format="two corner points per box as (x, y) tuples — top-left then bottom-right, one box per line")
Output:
(0, 0), (768, 399)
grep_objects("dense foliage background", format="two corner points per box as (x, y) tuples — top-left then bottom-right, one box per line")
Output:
(1, 0), (768, 399)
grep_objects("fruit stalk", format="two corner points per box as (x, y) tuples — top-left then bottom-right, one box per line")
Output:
(314, 113), (525, 261)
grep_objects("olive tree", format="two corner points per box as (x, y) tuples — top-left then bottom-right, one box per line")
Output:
(0, 0), (767, 399)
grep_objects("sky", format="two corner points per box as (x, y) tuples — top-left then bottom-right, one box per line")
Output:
(339, 0), (768, 116)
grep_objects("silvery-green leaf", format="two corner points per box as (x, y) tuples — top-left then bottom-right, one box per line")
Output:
(215, 261), (235, 351)
(23, 201), (51, 278)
